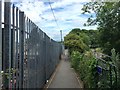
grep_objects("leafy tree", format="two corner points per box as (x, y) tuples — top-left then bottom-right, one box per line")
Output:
(64, 28), (99, 53)
(64, 32), (89, 53)
(82, 2), (120, 54)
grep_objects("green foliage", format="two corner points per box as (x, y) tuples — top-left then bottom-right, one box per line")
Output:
(111, 48), (120, 87)
(70, 50), (97, 88)
(1, 68), (17, 79)
(70, 49), (120, 88)
(64, 33), (88, 53)
(64, 28), (99, 54)
(64, 29), (89, 53)
(82, 2), (120, 54)
(70, 51), (83, 71)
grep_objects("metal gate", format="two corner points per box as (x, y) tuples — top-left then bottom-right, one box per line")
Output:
(0, 2), (63, 89)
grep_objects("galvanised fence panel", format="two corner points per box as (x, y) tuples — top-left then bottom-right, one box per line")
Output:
(1, 2), (63, 89)
(0, 1), (2, 88)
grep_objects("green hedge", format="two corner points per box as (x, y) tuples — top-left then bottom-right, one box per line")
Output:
(70, 51), (97, 88)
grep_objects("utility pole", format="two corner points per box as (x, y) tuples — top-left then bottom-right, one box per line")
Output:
(60, 30), (62, 43)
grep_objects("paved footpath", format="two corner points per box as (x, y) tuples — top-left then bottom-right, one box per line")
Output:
(47, 59), (83, 88)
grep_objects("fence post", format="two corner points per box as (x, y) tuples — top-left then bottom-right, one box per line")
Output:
(15, 7), (19, 89)
(19, 11), (25, 89)
(11, 4), (15, 89)
(0, 1), (2, 89)
(27, 19), (30, 88)
(3, 2), (11, 89)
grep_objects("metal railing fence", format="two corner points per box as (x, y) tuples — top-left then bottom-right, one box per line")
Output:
(94, 53), (118, 88)
(0, 2), (63, 89)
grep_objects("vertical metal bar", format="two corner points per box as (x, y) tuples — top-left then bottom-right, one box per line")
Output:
(15, 7), (19, 89)
(28, 19), (32, 88)
(44, 33), (47, 84)
(34, 26), (37, 88)
(35, 26), (37, 88)
(26, 17), (29, 88)
(27, 19), (30, 88)
(25, 18), (27, 89)
(3, 2), (11, 89)
(28, 19), (32, 89)
(11, 4), (15, 88)
(0, 1), (2, 89)
(19, 11), (25, 88)
(25, 17), (27, 89)
(23, 16), (26, 89)
(32, 23), (35, 88)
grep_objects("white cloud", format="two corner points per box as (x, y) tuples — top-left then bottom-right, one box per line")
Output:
(14, 0), (97, 41)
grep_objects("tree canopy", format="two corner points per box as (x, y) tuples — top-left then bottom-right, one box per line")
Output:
(64, 28), (99, 54)
(82, 1), (120, 54)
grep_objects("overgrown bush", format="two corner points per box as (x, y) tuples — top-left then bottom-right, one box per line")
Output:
(70, 50), (97, 88)
(111, 48), (120, 88)
(70, 49), (120, 88)
(71, 51), (82, 71)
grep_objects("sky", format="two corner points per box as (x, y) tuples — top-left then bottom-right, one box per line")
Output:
(12, 0), (97, 41)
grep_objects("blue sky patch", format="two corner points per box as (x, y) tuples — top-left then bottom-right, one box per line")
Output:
(44, 2), (54, 5)
(53, 7), (64, 12)
(79, 13), (96, 18)
(15, 0), (97, 41)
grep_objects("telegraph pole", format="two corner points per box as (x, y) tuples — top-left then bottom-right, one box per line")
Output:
(60, 30), (62, 43)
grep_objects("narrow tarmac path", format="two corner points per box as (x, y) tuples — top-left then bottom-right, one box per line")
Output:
(47, 50), (83, 88)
